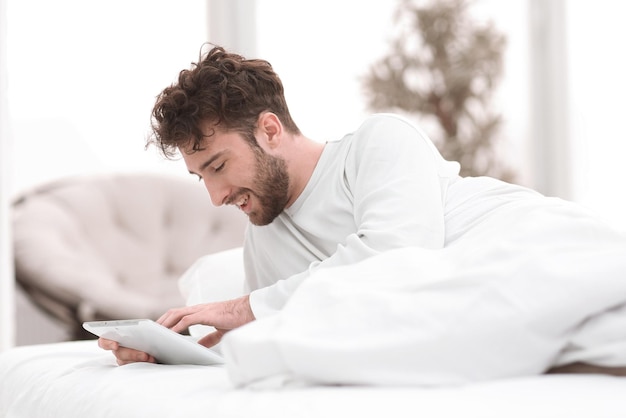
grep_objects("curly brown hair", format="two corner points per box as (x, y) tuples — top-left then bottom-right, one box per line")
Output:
(148, 45), (300, 159)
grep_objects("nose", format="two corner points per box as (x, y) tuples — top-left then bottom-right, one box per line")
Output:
(203, 178), (230, 206)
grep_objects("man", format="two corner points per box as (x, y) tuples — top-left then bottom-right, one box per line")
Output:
(100, 44), (462, 364)
(100, 46), (626, 382)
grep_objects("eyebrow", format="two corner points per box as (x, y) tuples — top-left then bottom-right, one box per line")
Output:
(188, 151), (226, 176)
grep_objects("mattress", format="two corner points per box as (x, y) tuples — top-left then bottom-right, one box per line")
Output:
(1, 340), (626, 418)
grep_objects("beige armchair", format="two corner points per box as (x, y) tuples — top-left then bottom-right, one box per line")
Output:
(12, 173), (247, 339)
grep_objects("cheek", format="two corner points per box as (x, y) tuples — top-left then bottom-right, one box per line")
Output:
(226, 172), (257, 195)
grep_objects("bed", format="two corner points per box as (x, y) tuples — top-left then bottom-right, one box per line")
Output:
(4, 193), (626, 417)
(2, 340), (626, 418)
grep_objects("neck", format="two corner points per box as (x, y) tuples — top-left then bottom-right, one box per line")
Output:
(284, 134), (325, 208)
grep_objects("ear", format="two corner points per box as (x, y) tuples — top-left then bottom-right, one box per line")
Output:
(256, 112), (283, 150)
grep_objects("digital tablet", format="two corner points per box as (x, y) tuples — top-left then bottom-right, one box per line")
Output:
(82, 319), (224, 366)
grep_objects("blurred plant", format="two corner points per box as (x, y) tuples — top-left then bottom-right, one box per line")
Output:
(363, 0), (515, 180)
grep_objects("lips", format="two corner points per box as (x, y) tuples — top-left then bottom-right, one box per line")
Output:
(234, 194), (250, 212)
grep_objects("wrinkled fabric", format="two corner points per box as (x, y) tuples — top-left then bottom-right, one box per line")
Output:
(223, 196), (626, 387)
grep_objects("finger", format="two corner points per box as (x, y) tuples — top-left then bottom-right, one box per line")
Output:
(156, 310), (173, 325)
(113, 346), (154, 365)
(160, 306), (208, 334)
(197, 329), (226, 348)
(157, 306), (196, 328)
(116, 354), (156, 366)
(98, 337), (119, 351)
(170, 314), (196, 334)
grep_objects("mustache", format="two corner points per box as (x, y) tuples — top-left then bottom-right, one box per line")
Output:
(225, 189), (251, 205)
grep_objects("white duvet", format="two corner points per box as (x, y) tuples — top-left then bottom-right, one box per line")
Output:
(221, 193), (626, 387)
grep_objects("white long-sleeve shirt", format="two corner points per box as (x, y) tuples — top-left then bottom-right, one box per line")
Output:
(244, 114), (461, 317)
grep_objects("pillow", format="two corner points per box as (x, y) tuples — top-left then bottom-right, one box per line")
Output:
(177, 247), (246, 339)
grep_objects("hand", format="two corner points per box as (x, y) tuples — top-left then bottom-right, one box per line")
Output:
(158, 295), (255, 348)
(97, 295), (255, 364)
(97, 337), (156, 366)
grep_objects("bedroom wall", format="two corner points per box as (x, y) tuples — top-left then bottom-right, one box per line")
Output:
(254, 0), (532, 186)
(6, 1), (210, 196)
(254, 0), (626, 232)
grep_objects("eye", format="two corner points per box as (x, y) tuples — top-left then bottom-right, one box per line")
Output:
(213, 162), (225, 173)
(194, 174), (202, 182)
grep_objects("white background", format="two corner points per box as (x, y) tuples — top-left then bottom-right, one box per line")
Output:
(5, 0), (626, 227)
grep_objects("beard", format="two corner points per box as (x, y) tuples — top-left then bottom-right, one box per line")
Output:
(244, 148), (290, 226)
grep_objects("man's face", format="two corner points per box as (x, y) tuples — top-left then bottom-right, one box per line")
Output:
(183, 128), (290, 226)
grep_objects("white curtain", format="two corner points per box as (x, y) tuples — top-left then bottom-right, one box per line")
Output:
(0, 0), (16, 351)
(566, 1), (626, 232)
(528, 0), (570, 199)
(208, 0), (257, 57)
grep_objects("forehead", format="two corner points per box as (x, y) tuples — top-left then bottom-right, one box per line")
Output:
(180, 127), (252, 171)
(180, 121), (230, 154)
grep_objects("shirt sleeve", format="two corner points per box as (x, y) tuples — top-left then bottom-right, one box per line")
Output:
(249, 114), (460, 317)
(347, 114), (454, 250)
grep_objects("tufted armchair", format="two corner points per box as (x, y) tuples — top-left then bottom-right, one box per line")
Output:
(12, 173), (247, 339)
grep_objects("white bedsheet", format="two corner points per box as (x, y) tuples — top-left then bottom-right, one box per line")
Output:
(2, 340), (626, 418)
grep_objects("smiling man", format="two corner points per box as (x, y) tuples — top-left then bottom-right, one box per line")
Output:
(104, 41), (626, 372)
(99, 44), (464, 364)
(97, 45), (626, 384)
